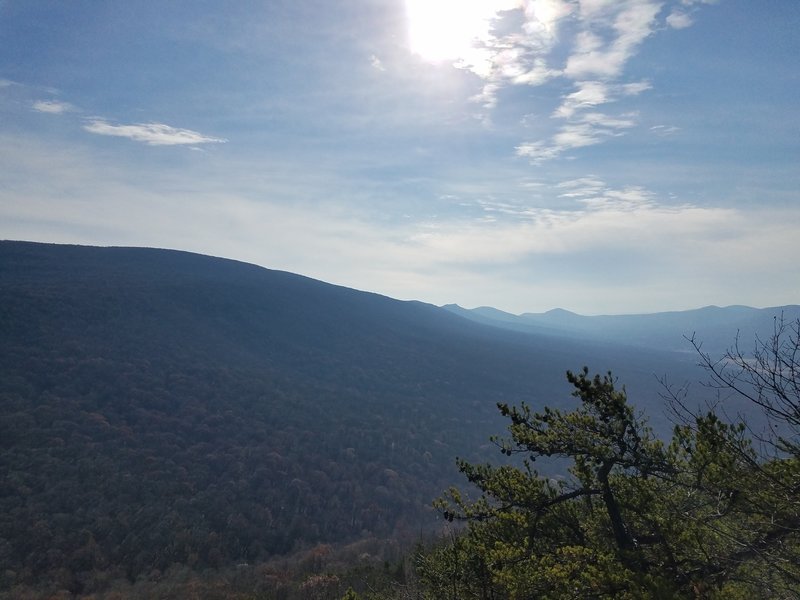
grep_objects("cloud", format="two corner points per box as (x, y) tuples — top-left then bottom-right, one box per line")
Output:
(557, 176), (608, 197)
(564, 1), (662, 79)
(418, 200), (799, 313)
(515, 141), (563, 163)
(405, 194), (741, 266)
(517, 108), (636, 164)
(462, 0), (670, 159)
(553, 78), (648, 119)
(533, 1), (693, 161)
(650, 124), (680, 136)
(397, 182), (799, 311)
(83, 119), (227, 146)
(557, 177), (653, 210)
(1, 132), (797, 315)
(510, 58), (559, 85)
(517, 71), (648, 163)
(581, 111), (637, 128)
(553, 81), (610, 118)
(552, 122), (606, 148)
(417, 0), (706, 100)
(32, 100), (76, 114)
(524, 0), (574, 33)
(428, 0), (705, 160)
(620, 80), (651, 95)
(578, 185), (654, 210)
(370, 54), (386, 71)
(666, 10), (693, 29)
(442, 2), (570, 107)
(471, 83), (501, 110)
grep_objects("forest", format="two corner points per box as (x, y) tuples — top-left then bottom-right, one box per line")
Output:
(1, 242), (797, 598)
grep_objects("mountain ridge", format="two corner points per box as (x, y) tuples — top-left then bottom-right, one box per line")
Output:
(0, 240), (752, 594)
(444, 302), (799, 355)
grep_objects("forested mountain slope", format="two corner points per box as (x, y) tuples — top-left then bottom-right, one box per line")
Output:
(0, 241), (710, 594)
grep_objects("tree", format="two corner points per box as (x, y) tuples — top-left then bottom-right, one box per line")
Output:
(433, 369), (679, 598)
(340, 586), (361, 600)
(687, 314), (800, 457)
(667, 315), (800, 593)
(429, 363), (800, 599)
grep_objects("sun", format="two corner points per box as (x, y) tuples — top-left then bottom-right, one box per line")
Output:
(404, 0), (519, 65)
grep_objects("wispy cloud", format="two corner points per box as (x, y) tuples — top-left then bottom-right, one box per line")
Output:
(409, 1), (572, 109)
(680, 0), (718, 6)
(515, 141), (562, 163)
(370, 54), (386, 71)
(556, 176), (606, 197)
(474, 178), (672, 224)
(516, 109), (636, 164)
(418, 0), (710, 161)
(516, 1), (662, 162)
(83, 119), (227, 146)
(552, 122), (605, 148)
(517, 74), (649, 164)
(553, 80), (610, 119)
(565, 1), (661, 79)
(555, 177), (655, 210)
(470, 83), (501, 110)
(650, 124), (680, 136)
(450, 1), (665, 95)
(668, 0), (717, 28)
(407, 194), (741, 265)
(552, 78), (648, 118)
(1, 129), (796, 314)
(32, 100), (76, 114)
(580, 111), (637, 129)
(404, 199), (799, 313)
(666, 10), (693, 29)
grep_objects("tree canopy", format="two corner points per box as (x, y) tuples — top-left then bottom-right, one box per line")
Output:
(424, 321), (800, 599)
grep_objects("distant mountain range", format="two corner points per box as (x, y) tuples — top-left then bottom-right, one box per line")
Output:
(0, 240), (788, 593)
(444, 303), (799, 356)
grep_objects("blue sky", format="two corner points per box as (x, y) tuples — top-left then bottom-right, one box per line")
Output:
(1, 0), (798, 314)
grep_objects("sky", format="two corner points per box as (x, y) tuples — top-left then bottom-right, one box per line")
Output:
(1, 0), (798, 314)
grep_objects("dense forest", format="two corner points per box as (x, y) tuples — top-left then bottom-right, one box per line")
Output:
(1, 241), (796, 598)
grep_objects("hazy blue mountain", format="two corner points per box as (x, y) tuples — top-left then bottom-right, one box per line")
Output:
(444, 303), (799, 356)
(0, 240), (731, 590)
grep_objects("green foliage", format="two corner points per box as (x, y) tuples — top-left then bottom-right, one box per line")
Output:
(341, 587), (361, 600)
(428, 368), (800, 599)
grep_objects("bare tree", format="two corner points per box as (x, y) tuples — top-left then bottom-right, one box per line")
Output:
(690, 314), (800, 456)
(660, 314), (800, 592)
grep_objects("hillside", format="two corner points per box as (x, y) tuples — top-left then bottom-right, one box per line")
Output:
(0, 241), (714, 595)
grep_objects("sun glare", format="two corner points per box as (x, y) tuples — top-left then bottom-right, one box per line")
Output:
(405, 0), (519, 65)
